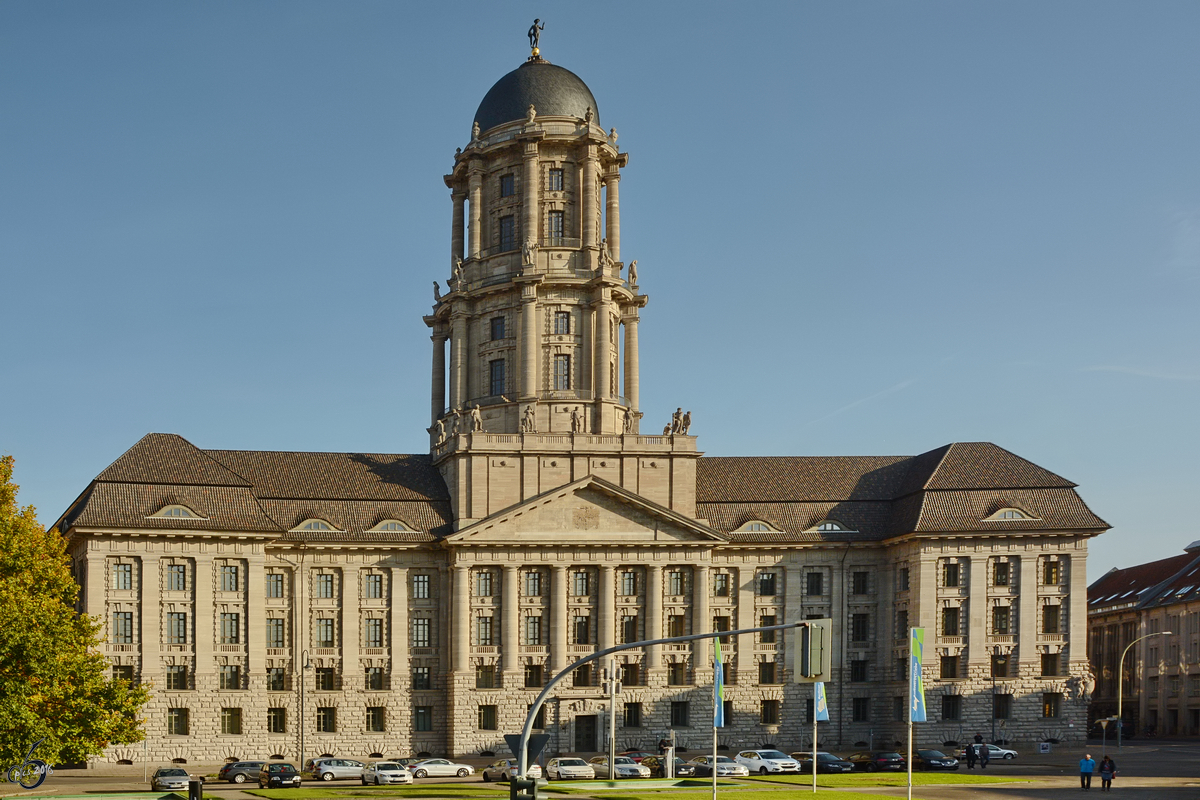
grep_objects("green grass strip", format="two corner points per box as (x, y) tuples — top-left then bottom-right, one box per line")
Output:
(244, 789), (507, 800)
(746, 773), (1027, 787)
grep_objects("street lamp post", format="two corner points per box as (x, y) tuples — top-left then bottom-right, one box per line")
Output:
(1116, 631), (1171, 748)
(990, 649), (1007, 743)
(299, 650), (311, 773)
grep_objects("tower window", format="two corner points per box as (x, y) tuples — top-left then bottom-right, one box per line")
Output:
(500, 174), (515, 197)
(499, 215), (516, 252)
(547, 210), (565, 243)
(490, 316), (505, 341)
(553, 355), (571, 390)
(554, 311), (570, 334)
(490, 359), (506, 396)
(547, 168), (563, 192)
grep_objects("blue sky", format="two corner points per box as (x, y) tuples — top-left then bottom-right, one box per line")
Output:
(2, 1), (1197, 578)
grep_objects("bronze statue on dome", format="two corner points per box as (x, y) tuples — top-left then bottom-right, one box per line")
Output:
(528, 20), (544, 51)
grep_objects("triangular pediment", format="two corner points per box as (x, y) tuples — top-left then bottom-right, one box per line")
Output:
(445, 476), (726, 546)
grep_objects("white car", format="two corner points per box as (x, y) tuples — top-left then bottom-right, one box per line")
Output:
(545, 757), (595, 780)
(361, 763), (413, 785)
(687, 755), (750, 778)
(481, 759), (544, 782)
(588, 756), (651, 779)
(408, 758), (475, 778)
(735, 749), (801, 774)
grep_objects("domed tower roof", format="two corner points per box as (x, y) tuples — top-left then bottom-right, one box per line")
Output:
(474, 58), (599, 134)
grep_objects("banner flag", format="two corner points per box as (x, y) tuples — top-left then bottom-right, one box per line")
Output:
(910, 628), (927, 723)
(814, 682), (829, 721)
(713, 638), (725, 727)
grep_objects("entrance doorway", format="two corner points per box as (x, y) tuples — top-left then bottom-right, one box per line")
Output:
(574, 715), (597, 752)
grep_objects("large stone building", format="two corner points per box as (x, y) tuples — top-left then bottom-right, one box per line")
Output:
(1087, 542), (1200, 738)
(56, 44), (1110, 765)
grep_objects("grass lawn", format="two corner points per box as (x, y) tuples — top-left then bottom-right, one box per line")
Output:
(244, 789), (507, 800)
(576, 792), (925, 800)
(746, 773), (1027, 787)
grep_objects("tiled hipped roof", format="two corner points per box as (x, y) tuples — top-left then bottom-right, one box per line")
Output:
(1088, 545), (1200, 613)
(58, 434), (1106, 544)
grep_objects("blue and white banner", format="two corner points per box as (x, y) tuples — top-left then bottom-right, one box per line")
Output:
(910, 628), (926, 723)
(713, 638), (725, 727)
(814, 682), (829, 721)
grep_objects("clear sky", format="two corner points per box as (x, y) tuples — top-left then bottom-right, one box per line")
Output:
(2, 1), (1197, 579)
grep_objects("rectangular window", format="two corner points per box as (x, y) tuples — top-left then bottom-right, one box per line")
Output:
(524, 664), (543, 687)
(623, 702), (642, 727)
(221, 707), (242, 734)
(525, 615), (543, 646)
(993, 606), (1011, 635)
(315, 573), (334, 598)
(667, 662), (687, 685)
(478, 705), (498, 730)
(851, 613), (869, 642)
(671, 701), (690, 727)
(265, 573), (283, 598)
(1041, 653), (1061, 676)
(412, 573), (430, 599)
(476, 616), (494, 646)
(364, 618), (383, 648)
(220, 565), (239, 592)
(573, 615), (590, 645)
(713, 615), (730, 643)
(757, 571), (777, 596)
(166, 665), (189, 690)
(852, 697), (870, 722)
(897, 609), (909, 638)
(1042, 692), (1062, 718)
(621, 662), (641, 686)
(896, 657), (908, 681)
(573, 664), (592, 687)
(167, 612), (187, 644)
(219, 664), (241, 690)
(414, 706), (433, 731)
(1043, 605), (1061, 634)
(267, 707), (287, 733)
(667, 614), (685, 637)
(714, 573), (730, 596)
(363, 574), (383, 599)
(1044, 560), (1061, 585)
(941, 695), (961, 721)
(475, 570), (494, 596)
(572, 571), (590, 596)
(547, 168), (563, 192)
(500, 174), (515, 197)
(1149, 676), (1159, 697)
(112, 664), (134, 683)
(316, 706), (336, 732)
(412, 617), (430, 647)
(547, 209), (565, 242)
(491, 316), (505, 341)
(489, 359), (505, 396)
(994, 693), (1012, 720)
(668, 571), (685, 595)
(620, 570), (637, 595)
(553, 310), (570, 335)
(524, 571), (543, 596)
(553, 354), (571, 390)
(851, 571), (869, 594)
(167, 564), (187, 591)
(898, 567), (910, 591)
(994, 561), (1010, 586)
(805, 699), (815, 724)
(944, 562), (961, 587)
(894, 696), (905, 722)
(167, 708), (189, 736)
(850, 659), (868, 682)
(366, 706), (386, 732)
(315, 667), (336, 691)
(759, 661), (778, 684)
(412, 666), (431, 690)
(266, 667), (286, 691)
(622, 614), (638, 644)
(941, 655), (960, 679)
(219, 612), (240, 645)
(761, 699), (781, 725)
(112, 611), (133, 644)
(806, 572), (824, 596)
(992, 653), (1009, 678)
(760, 615), (777, 643)
(943, 607), (960, 636)
(499, 215), (516, 252)
(315, 617), (335, 648)
(113, 563), (132, 590)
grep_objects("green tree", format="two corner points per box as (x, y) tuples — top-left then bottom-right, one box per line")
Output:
(0, 455), (149, 765)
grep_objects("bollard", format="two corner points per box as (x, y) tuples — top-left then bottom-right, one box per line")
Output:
(188, 777), (204, 800)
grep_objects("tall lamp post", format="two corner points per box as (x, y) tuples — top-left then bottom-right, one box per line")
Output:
(991, 649), (1007, 743)
(1117, 631), (1171, 748)
(299, 650), (312, 773)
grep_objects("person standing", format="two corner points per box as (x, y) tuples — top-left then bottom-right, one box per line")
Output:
(1080, 753), (1097, 791)
(978, 742), (990, 769)
(965, 743), (977, 769)
(1099, 756), (1116, 791)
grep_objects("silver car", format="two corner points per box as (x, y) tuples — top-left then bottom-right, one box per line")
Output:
(305, 758), (365, 781)
(151, 768), (191, 791)
(687, 755), (751, 777)
(481, 759), (544, 782)
(546, 757), (595, 780)
(361, 762), (413, 785)
(588, 756), (651, 779)
(735, 749), (801, 774)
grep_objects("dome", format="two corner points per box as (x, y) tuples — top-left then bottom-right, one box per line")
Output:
(474, 59), (599, 134)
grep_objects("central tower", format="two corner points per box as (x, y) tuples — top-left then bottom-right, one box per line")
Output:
(425, 46), (699, 529)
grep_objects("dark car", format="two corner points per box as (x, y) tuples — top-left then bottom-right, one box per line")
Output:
(846, 751), (906, 772)
(640, 756), (696, 778)
(258, 763), (301, 789)
(792, 752), (855, 773)
(218, 761), (266, 783)
(912, 750), (958, 771)
(619, 750), (656, 763)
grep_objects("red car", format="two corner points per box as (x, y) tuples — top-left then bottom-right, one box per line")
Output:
(618, 750), (656, 763)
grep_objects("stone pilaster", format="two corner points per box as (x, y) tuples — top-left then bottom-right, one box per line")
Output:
(581, 146), (598, 258)
(431, 332), (447, 426)
(523, 143), (539, 246)
(968, 555), (987, 670)
(194, 555), (214, 689)
(141, 555), (161, 684)
(449, 312), (467, 411)
(342, 565), (360, 688)
(783, 565), (803, 679)
(245, 551), (264, 682)
(604, 167), (620, 261)
(550, 565), (568, 674)
(1017, 554), (1038, 676)
(452, 565), (470, 673)
(599, 565), (615, 652)
(593, 287), (611, 403)
(467, 165), (483, 259)
(693, 565), (710, 671)
(646, 564), (662, 672)
(502, 565), (519, 680)
(623, 313), (639, 415)
(520, 289), (538, 400)
(390, 567), (408, 689)
(451, 190), (466, 266)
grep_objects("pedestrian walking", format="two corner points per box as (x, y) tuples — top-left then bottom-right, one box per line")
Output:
(979, 742), (990, 769)
(1099, 756), (1116, 791)
(965, 742), (977, 769)
(1080, 753), (1097, 791)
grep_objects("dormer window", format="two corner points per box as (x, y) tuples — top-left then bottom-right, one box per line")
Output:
(368, 520), (411, 532)
(148, 504), (206, 520)
(735, 520), (777, 533)
(291, 518), (339, 533)
(808, 520), (850, 532)
(984, 507), (1038, 522)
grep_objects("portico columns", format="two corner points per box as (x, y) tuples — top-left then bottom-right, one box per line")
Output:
(520, 289), (538, 400)
(451, 190), (466, 267)
(582, 147), (598, 257)
(604, 167), (620, 262)
(593, 288), (611, 402)
(623, 313), (639, 415)
(431, 332), (447, 425)
(449, 312), (467, 411)
(467, 166), (483, 260)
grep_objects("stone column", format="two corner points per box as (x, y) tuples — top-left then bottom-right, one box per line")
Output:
(1017, 554), (1038, 677)
(693, 565), (710, 672)
(593, 288), (611, 402)
(431, 332), (447, 426)
(523, 143), (539, 247)
(467, 166), (483, 259)
(451, 190), (466, 267)
(646, 565), (663, 671)
(623, 313), (639, 414)
(551, 565), (568, 674)
(140, 555), (161, 685)
(520, 289), (538, 400)
(604, 167), (620, 262)
(453, 565), (470, 674)
(390, 567), (408, 689)
(598, 566), (616, 652)
(449, 312), (467, 411)
(582, 146), (598, 254)
(502, 565), (520, 679)
(580, 301), (594, 395)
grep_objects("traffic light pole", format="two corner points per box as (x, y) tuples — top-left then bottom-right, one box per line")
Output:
(515, 621), (810, 783)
